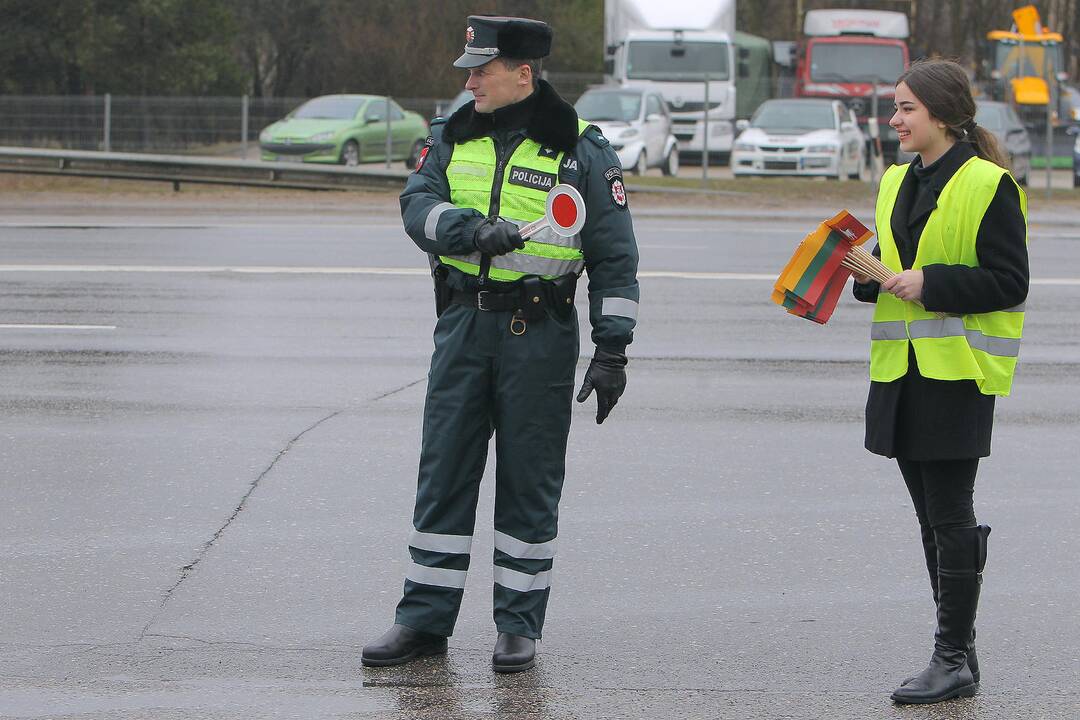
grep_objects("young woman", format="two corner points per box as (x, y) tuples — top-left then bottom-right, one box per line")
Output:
(851, 60), (1029, 704)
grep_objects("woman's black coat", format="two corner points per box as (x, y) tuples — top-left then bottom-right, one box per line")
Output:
(852, 141), (1029, 460)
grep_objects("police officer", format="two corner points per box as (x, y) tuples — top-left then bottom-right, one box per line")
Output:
(361, 15), (640, 673)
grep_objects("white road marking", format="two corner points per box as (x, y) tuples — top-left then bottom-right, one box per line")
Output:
(0, 265), (1077, 285)
(0, 264), (428, 275)
(0, 324), (116, 330)
(0, 222), (404, 230)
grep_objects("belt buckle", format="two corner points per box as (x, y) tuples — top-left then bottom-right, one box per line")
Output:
(476, 290), (492, 311)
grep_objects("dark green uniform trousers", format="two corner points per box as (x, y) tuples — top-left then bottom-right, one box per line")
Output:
(395, 302), (579, 639)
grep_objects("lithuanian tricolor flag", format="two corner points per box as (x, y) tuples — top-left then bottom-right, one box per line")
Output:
(772, 210), (874, 324)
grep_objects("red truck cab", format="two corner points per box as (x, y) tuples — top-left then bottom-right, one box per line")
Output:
(794, 10), (910, 162)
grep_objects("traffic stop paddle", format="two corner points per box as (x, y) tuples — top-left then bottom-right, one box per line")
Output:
(518, 184), (586, 239)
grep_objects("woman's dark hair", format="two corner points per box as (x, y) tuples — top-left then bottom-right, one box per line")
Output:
(896, 59), (1011, 171)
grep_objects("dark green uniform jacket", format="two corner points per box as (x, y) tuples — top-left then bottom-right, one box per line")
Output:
(399, 79), (640, 353)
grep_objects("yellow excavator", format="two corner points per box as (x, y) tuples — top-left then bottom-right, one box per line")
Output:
(984, 5), (1068, 125)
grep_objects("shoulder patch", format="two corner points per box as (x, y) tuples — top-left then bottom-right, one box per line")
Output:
(583, 126), (610, 148)
(606, 167), (628, 210)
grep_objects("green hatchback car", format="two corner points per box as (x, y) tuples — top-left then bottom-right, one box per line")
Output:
(259, 94), (429, 167)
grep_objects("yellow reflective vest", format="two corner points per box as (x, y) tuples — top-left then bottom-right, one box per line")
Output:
(870, 156), (1028, 396)
(440, 120), (591, 282)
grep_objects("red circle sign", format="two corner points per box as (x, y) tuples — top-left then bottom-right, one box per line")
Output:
(551, 193), (578, 229)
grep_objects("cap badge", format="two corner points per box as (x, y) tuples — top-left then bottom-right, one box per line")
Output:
(466, 26), (475, 43)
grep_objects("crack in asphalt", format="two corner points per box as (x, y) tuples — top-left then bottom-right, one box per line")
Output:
(138, 376), (426, 641)
(138, 408), (344, 639)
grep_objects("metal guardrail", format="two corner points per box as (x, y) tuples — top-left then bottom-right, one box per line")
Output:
(0, 147), (410, 192)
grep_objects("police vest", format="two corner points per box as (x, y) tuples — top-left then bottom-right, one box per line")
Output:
(870, 156), (1027, 396)
(441, 120), (590, 282)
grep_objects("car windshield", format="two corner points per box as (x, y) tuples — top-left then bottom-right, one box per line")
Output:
(975, 105), (1006, 131)
(575, 91), (642, 123)
(993, 40), (1063, 79)
(292, 97), (365, 120)
(626, 41), (729, 81)
(809, 43), (904, 83)
(752, 103), (835, 132)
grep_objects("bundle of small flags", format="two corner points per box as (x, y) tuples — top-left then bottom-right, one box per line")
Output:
(771, 210), (892, 324)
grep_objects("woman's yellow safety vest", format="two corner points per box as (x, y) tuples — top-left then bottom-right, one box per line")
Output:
(871, 156), (1028, 396)
(440, 120), (591, 282)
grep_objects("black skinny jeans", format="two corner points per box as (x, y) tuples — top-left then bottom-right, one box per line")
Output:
(897, 458), (979, 530)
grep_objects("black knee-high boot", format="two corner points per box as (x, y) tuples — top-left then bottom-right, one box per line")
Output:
(892, 525), (989, 704)
(902, 524), (979, 685)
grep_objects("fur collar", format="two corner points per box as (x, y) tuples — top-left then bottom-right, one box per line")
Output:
(443, 79), (579, 153)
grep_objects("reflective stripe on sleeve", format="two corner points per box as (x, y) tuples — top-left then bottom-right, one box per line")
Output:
(406, 562), (467, 589)
(493, 565), (551, 593)
(410, 530), (473, 555)
(870, 320), (908, 341)
(601, 297), (639, 320)
(424, 202), (457, 242)
(494, 530), (556, 560)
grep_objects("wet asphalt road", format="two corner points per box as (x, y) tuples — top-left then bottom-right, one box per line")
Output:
(1, 192), (1079, 719)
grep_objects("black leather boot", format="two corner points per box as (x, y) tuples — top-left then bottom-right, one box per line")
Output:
(361, 624), (447, 667)
(901, 525), (980, 685)
(492, 631), (536, 673)
(892, 525), (989, 704)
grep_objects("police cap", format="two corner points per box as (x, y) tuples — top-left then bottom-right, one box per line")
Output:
(453, 16), (552, 68)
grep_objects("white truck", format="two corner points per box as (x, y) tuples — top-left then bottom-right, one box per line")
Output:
(603, 0), (738, 161)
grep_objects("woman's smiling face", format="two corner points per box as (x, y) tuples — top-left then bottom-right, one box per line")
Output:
(890, 81), (951, 162)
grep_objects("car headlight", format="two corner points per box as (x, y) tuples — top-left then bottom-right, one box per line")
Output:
(734, 142), (757, 151)
(309, 131), (336, 142)
(259, 129), (272, 142)
(620, 128), (640, 139)
(807, 144), (838, 154)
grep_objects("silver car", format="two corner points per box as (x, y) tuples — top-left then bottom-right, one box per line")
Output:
(575, 87), (680, 176)
(974, 100), (1032, 186)
(732, 99), (865, 180)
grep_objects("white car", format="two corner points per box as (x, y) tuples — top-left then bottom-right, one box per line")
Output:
(575, 87), (680, 176)
(732, 99), (865, 180)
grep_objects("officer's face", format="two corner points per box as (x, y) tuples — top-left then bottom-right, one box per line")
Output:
(465, 61), (532, 113)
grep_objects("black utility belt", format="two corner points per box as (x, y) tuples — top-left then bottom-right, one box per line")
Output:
(448, 275), (577, 315)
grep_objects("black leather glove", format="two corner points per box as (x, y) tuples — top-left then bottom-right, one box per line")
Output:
(576, 348), (627, 424)
(473, 219), (525, 256)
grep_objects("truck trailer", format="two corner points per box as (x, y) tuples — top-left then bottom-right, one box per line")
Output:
(604, 0), (743, 162)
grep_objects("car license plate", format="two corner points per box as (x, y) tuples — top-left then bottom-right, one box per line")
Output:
(764, 160), (798, 171)
(276, 155), (304, 163)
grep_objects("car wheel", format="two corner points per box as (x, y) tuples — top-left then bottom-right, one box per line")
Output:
(341, 140), (360, 167)
(662, 148), (679, 176)
(405, 139), (425, 169)
(634, 151), (647, 176)
(1074, 170), (1080, 188)
(848, 152), (862, 180)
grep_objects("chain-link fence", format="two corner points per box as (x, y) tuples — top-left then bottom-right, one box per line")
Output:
(0, 73), (603, 156)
